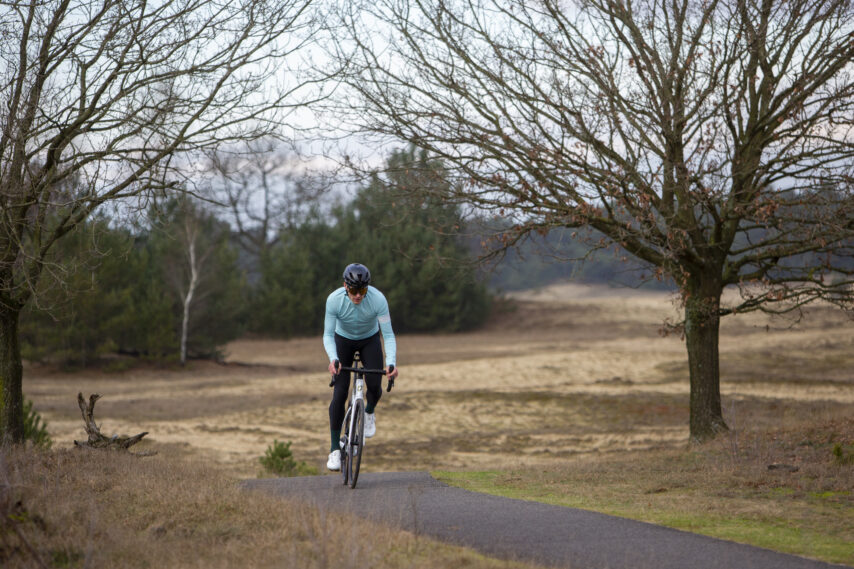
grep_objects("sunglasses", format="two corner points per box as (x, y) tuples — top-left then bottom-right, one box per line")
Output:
(347, 286), (368, 296)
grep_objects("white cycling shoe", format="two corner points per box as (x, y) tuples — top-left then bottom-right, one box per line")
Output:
(327, 450), (341, 471)
(365, 412), (376, 438)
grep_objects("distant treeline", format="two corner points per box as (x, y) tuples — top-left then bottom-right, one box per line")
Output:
(33, 145), (786, 367)
(21, 148), (491, 367)
(481, 226), (675, 293)
(481, 191), (854, 294)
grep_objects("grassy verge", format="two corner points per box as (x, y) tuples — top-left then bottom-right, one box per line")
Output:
(0, 444), (542, 569)
(435, 418), (854, 566)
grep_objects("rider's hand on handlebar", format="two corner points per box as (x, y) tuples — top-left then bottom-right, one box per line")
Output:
(328, 359), (341, 387)
(328, 359), (341, 375)
(386, 365), (399, 380)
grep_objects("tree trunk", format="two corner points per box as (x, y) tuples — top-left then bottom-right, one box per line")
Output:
(0, 304), (24, 445)
(684, 277), (729, 442)
(180, 237), (199, 367)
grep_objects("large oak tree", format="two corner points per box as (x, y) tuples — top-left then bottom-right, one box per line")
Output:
(0, 0), (320, 443)
(328, 0), (854, 440)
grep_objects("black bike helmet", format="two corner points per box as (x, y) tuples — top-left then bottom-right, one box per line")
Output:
(342, 263), (371, 289)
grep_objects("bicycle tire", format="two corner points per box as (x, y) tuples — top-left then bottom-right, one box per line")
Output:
(340, 406), (351, 486)
(349, 399), (365, 488)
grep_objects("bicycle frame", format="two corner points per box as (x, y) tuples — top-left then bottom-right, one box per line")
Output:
(341, 372), (366, 455)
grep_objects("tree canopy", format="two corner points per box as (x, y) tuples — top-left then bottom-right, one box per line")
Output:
(0, 0), (320, 442)
(327, 0), (854, 440)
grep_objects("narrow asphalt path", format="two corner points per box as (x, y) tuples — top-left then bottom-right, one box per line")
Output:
(242, 472), (851, 569)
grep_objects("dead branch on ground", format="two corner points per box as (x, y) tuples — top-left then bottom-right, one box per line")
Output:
(73, 393), (154, 454)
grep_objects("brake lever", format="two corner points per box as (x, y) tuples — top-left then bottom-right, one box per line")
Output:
(386, 365), (395, 392)
(329, 360), (339, 387)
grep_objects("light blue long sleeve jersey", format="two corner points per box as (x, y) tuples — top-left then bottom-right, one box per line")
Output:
(323, 286), (397, 366)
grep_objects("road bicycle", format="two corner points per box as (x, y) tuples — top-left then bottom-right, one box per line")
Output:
(330, 354), (395, 488)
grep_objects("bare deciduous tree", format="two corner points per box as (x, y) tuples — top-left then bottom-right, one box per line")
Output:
(204, 139), (327, 262)
(0, 0), (321, 443)
(328, 0), (854, 440)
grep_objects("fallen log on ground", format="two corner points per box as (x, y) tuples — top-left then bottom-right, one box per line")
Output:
(73, 393), (153, 454)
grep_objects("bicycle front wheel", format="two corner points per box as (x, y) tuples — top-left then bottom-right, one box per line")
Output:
(340, 406), (351, 486)
(349, 400), (365, 489)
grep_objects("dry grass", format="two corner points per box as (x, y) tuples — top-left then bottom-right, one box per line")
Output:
(14, 282), (854, 566)
(0, 445), (538, 569)
(438, 415), (854, 565)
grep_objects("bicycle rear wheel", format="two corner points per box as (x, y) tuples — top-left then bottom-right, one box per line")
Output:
(349, 400), (365, 488)
(340, 406), (351, 486)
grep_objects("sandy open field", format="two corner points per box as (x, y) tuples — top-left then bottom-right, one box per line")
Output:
(25, 283), (854, 478)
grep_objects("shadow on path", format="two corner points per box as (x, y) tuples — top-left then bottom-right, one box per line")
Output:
(242, 472), (850, 569)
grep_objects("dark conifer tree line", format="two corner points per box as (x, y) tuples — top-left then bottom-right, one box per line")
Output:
(20, 148), (851, 369)
(21, 149), (492, 366)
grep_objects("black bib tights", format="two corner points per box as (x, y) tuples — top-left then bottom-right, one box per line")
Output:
(329, 331), (384, 430)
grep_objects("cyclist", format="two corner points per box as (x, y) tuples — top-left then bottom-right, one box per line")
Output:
(324, 263), (399, 471)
